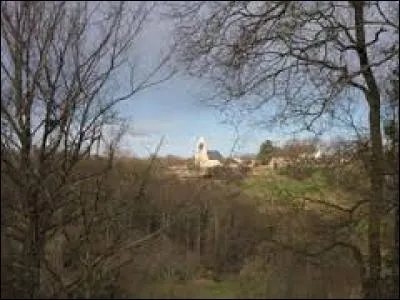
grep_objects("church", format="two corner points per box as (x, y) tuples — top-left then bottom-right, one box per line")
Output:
(194, 137), (223, 169)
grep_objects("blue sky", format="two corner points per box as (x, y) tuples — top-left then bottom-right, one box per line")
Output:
(111, 5), (370, 159)
(112, 9), (277, 158)
(117, 75), (279, 158)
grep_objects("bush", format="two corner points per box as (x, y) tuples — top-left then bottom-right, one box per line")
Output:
(205, 165), (249, 181)
(278, 161), (319, 180)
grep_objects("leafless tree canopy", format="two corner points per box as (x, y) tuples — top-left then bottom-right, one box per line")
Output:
(1, 1), (173, 164)
(167, 1), (398, 131)
(1, 1), (174, 298)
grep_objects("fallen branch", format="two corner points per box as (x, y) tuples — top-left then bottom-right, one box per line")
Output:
(302, 197), (369, 217)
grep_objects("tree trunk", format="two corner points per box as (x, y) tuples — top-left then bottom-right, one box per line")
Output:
(26, 200), (43, 299)
(393, 128), (399, 298)
(197, 210), (201, 264)
(352, 2), (384, 297)
(393, 202), (399, 298)
(213, 205), (220, 268)
(185, 216), (189, 257)
(285, 222), (295, 298)
(366, 96), (384, 299)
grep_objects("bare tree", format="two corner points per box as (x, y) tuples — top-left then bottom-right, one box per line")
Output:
(1, 1), (175, 297)
(382, 64), (399, 297)
(167, 1), (399, 298)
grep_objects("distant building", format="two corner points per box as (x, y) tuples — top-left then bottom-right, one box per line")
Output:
(193, 137), (256, 175)
(194, 137), (222, 169)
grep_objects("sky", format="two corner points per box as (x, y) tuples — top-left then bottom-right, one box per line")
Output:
(111, 8), (279, 158)
(110, 3), (371, 159)
(117, 74), (282, 158)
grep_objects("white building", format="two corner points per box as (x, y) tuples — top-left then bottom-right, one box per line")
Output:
(194, 137), (222, 169)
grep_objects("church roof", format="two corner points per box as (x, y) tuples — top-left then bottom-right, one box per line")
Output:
(207, 150), (223, 161)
